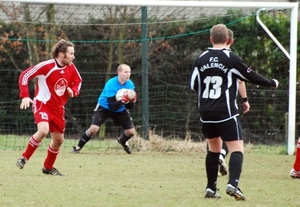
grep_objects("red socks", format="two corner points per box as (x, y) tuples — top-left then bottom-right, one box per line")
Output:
(21, 136), (60, 170)
(22, 136), (41, 160)
(293, 142), (300, 171)
(43, 146), (59, 170)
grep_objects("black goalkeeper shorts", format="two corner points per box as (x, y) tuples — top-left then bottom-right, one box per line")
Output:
(91, 104), (134, 130)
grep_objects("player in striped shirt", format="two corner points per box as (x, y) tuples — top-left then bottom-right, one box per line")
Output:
(189, 24), (279, 200)
(218, 29), (251, 177)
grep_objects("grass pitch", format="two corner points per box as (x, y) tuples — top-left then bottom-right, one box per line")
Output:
(1, 143), (299, 207)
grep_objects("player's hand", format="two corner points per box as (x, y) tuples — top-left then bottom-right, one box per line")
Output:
(272, 79), (279, 88)
(67, 87), (73, 97)
(243, 101), (250, 114)
(131, 92), (137, 103)
(121, 92), (130, 104)
(20, 97), (33, 110)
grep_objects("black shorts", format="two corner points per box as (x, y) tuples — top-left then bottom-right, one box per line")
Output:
(91, 104), (134, 130)
(202, 116), (242, 141)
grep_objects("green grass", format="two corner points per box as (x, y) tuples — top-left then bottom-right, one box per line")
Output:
(1, 145), (299, 207)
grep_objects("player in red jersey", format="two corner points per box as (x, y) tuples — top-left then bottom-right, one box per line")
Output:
(16, 39), (82, 176)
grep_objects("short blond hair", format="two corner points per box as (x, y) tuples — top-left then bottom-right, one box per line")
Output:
(117, 64), (130, 72)
(210, 24), (228, 44)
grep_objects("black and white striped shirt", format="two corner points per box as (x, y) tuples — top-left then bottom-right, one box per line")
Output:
(189, 48), (276, 123)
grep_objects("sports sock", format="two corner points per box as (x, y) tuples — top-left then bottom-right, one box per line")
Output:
(221, 142), (228, 158)
(220, 149), (226, 159)
(22, 136), (41, 160)
(77, 131), (92, 149)
(119, 132), (132, 143)
(206, 151), (220, 191)
(228, 151), (243, 187)
(44, 146), (59, 170)
(293, 141), (300, 171)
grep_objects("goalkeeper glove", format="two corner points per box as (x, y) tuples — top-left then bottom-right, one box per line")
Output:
(121, 92), (130, 104)
(131, 92), (137, 103)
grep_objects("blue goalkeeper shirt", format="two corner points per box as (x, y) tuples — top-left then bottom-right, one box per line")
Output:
(98, 76), (135, 112)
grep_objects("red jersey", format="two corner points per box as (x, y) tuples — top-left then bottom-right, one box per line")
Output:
(19, 59), (82, 108)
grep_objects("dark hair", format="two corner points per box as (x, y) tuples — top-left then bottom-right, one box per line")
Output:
(51, 39), (74, 58)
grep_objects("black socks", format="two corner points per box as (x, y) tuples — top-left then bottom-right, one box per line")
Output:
(206, 151), (220, 191)
(228, 151), (243, 187)
(118, 132), (132, 144)
(77, 131), (92, 149)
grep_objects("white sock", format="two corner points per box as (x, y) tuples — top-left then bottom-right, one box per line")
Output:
(220, 149), (226, 157)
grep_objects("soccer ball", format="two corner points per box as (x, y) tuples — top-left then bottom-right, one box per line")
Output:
(116, 89), (127, 101)
(115, 89), (136, 101)
(127, 89), (136, 100)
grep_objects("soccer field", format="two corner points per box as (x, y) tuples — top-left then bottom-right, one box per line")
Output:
(1, 147), (299, 207)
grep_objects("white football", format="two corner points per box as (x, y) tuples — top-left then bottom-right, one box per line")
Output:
(116, 89), (128, 101)
(115, 89), (136, 101)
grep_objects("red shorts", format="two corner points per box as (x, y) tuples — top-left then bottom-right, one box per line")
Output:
(32, 99), (65, 133)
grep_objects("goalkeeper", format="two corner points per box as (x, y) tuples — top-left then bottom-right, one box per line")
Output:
(72, 64), (136, 154)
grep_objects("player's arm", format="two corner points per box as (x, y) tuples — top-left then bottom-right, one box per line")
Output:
(19, 66), (34, 99)
(107, 96), (123, 111)
(108, 90), (136, 111)
(232, 54), (279, 88)
(189, 61), (200, 92)
(238, 80), (250, 114)
(106, 92), (130, 111)
(67, 65), (82, 97)
(18, 66), (37, 109)
(124, 101), (135, 109)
